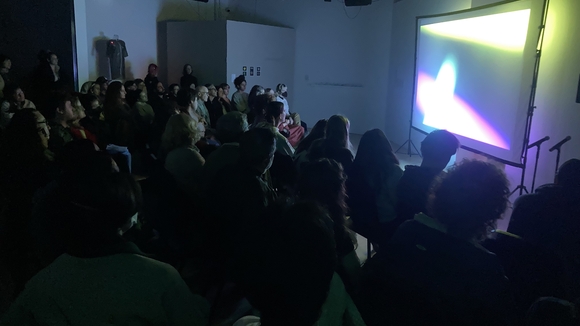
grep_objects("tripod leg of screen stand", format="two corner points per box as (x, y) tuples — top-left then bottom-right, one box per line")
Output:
(395, 139), (422, 157)
(509, 185), (529, 198)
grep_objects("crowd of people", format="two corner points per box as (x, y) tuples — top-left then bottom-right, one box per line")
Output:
(0, 52), (579, 325)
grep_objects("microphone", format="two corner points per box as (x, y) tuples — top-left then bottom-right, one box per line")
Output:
(549, 136), (572, 152)
(527, 136), (550, 149)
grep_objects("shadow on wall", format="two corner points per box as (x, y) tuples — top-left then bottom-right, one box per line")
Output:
(91, 32), (135, 81)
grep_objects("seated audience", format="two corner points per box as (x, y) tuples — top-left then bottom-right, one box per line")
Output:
(1, 172), (209, 325)
(257, 101), (294, 156)
(231, 75), (249, 114)
(79, 81), (93, 94)
(203, 111), (249, 186)
(396, 129), (459, 222)
(294, 119), (327, 169)
(247, 85), (264, 123)
(507, 158), (580, 300)
(298, 159), (361, 297)
(217, 83), (233, 113)
(162, 113), (205, 198)
(0, 108), (53, 298)
(205, 84), (223, 128)
(95, 76), (108, 102)
(206, 128), (277, 262)
(234, 202), (365, 326)
(47, 93), (76, 155)
(308, 114), (353, 171)
(102, 81), (134, 148)
(347, 129), (403, 244)
(69, 94), (97, 144)
(132, 89), (155, 126)
(195, 85), (211, 126)
(359, 160), (514, 326)
(0, 83), (36, 129)
(176, 89), (205, 125)
(124, 80), (137, 92)
(180, 64), (198, 90)
(276, 83), (307, 132)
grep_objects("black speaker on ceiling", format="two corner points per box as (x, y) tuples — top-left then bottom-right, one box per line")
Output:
(345, 0), (372, 6)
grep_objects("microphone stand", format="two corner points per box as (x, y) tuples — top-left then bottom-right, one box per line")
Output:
(549, 136), (572, 178)
(529, 136), (550, 192)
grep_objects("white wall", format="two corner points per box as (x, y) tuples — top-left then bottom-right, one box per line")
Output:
(73, 0), (89, 89)
(226, 21), (295, 103)
(163, 21), (228, 86)
(226, 0), (393, 135)
(76, 0), (224, 84)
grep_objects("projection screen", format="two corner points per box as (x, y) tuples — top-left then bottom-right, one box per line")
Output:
(412, 0), (546, 165)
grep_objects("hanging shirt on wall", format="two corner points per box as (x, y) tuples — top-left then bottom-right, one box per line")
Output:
(107, 39), (129, 80)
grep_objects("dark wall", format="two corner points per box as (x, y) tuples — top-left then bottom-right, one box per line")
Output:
(0, 0), (75, 90)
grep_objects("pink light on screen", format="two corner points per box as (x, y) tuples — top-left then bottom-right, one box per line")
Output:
(417, 71), (510, 150)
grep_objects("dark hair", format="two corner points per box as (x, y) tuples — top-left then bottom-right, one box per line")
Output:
(252, 94), (270, 120)
(182, 64), (192, 76)
(216, 111), (248, 143)
(276, 83), (286, 94)
(103, 81), (124, 115)
(239, 128), (276, 167)
(234, 75), (246, 88)
(124, 80), (135, 90)
(148, 63), (158, 71)
(95, 76), (108, 86)
(176, 89), (195, 108)
(125, 89), (141, 108)
(352, 129), (399, 178)
(44, 92), (73, 120)
(168, 83), (180, 93)
(265, 101), (284, 125)
(248, 85), (264, 109)
(3, 83), (21, 99)
(296, 119), (327, 154)
(80, 94), (99, 112)
(421, 129), (460, 159)
(298, 158), (351, 254)
(59, 172), (142, 246)
(240, 201), (337, 326)
(134, 78), (144, 85)
(219, 83), (229, 89)
(326, 115), (350, 148)
(557, 159), (580, 189)
(429, 160), (509, 241)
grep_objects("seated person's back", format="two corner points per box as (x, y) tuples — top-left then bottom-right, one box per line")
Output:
(2, 172), (209, 325)
(359, 160), (514, 326)
(396, 129), (459, 222)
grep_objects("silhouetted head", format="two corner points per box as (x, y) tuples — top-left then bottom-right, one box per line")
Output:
(429, 160), (509, 242)
(421, 129), (460, 172)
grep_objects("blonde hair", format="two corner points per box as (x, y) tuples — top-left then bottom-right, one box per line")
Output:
(162, 113), (204, 152)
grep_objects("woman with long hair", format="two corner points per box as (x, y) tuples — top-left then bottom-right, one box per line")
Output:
(102, 81), (135, 148)
(297, 158), (361, 296)
(347, 129), (403, 243)
(294, 119), (327, 169)
(307, 115), (353, 171)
